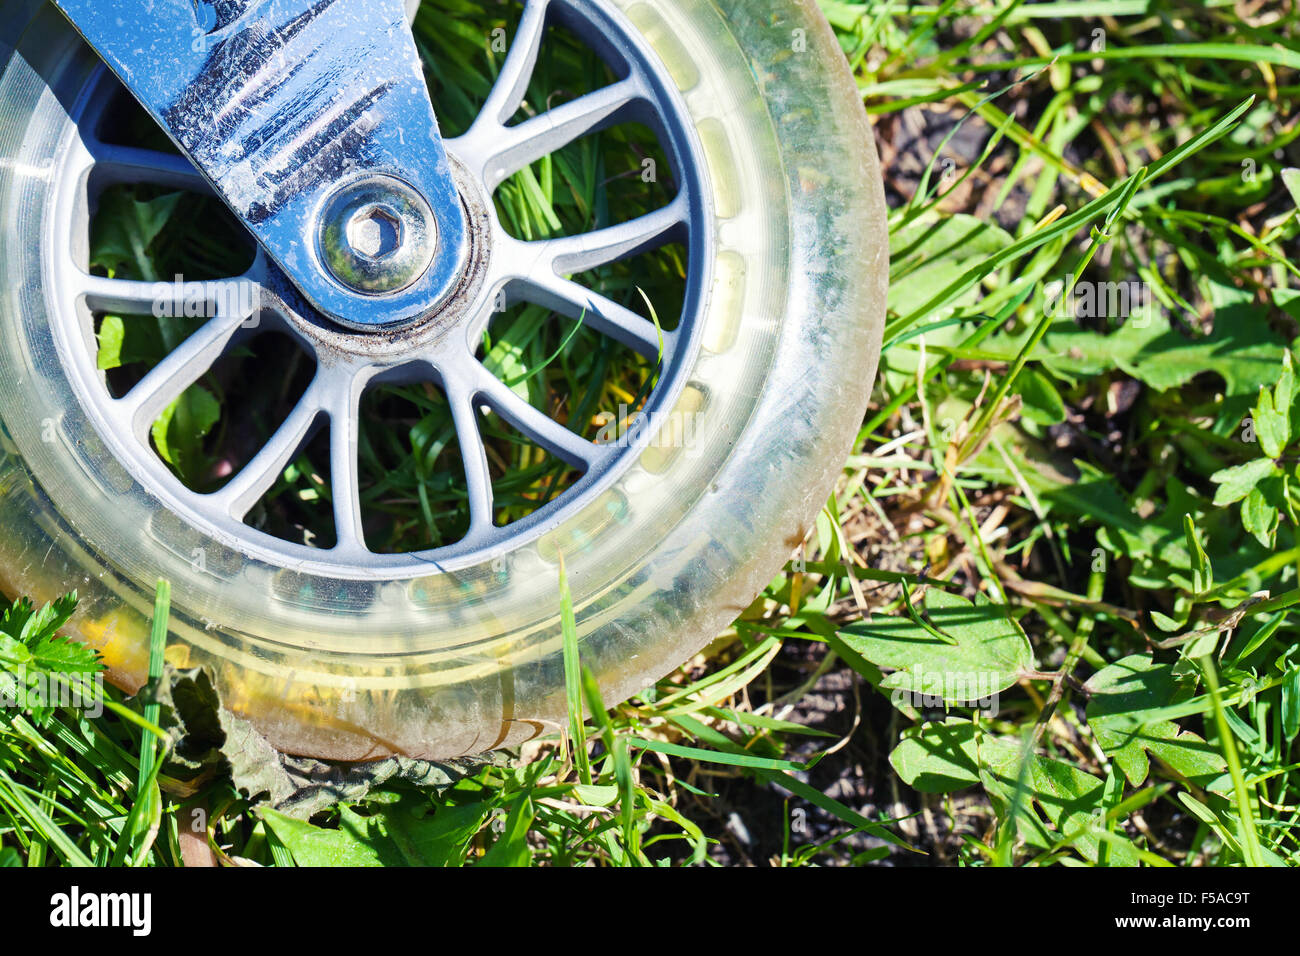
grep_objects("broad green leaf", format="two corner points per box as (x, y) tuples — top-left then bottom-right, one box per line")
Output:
(95, 314), (190, 372)
(839, 589), (1033, 701)
(573, 784), (620, 807)
(1151, 610), (1185, 633)
(1042, 299), (1285, 429)
(259, 807), (398, 867)
(478, 797), (535, 867)
(1184, 628), (1220, 661)
(1241, 486), (1280, 547)
(151, 385), (221, 486)
(1015, 367), (1066, 425)
(96, 314), (127, 371)
(889, 718), (981, 793)
(1277, 287), (1300, 324)
(1210, 457), (1279, 506)
(0, 633), (31, 667)
(29, 636), (101, 675)
(978, 738), (1139, 866)
(379, 801), (488, 867)
(90, 190), (182, 281)
(888, 214), (1014, 320)
(1084, 655), (1227, 790)
(3, 593), (77, 646)
(1253, 386), (1289, 459)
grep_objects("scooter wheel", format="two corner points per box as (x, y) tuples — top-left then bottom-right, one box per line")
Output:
(0, 0), (886, 758)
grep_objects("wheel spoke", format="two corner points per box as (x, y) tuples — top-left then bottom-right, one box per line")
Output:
(469, 362), (610, 471)
(475, 0), (552, 130)
(467, 77), (644, 190)
(88, 142), (209, 192)
(324, 370), (369, 555)
(81, 274), (170, 314)
(510, 270), (670, 362)
(80, 272), (253, 316)
(114, 308), (251, 437)
(440, 367), (497, 539)
(207, 386), (325, 521)
(530, 194), (688, 274)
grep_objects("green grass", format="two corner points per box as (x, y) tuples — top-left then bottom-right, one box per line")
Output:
(5, 0), (1300, 866)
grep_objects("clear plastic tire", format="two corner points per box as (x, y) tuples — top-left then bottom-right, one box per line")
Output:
(0, 0), (887, 759)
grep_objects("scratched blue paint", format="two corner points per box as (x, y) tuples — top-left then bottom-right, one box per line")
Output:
(52, 0), (469, 329)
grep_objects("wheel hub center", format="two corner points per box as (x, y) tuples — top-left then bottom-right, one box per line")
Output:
(318, 175), (439, 298)
(279, 156), (494, 359)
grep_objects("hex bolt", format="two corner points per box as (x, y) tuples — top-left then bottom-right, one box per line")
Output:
(346, 203), (404, 261)
(318, 176), (437, 295)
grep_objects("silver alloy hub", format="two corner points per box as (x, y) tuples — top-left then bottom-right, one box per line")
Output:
(318, 176), (439, 299)
(277, 157), (495, 362)
(42, 0), (714, 577)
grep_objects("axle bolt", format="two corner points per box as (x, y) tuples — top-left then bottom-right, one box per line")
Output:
(318, 176), (437, 295)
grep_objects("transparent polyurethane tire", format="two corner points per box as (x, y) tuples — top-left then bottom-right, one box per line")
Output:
(0, 0), (887, 759)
